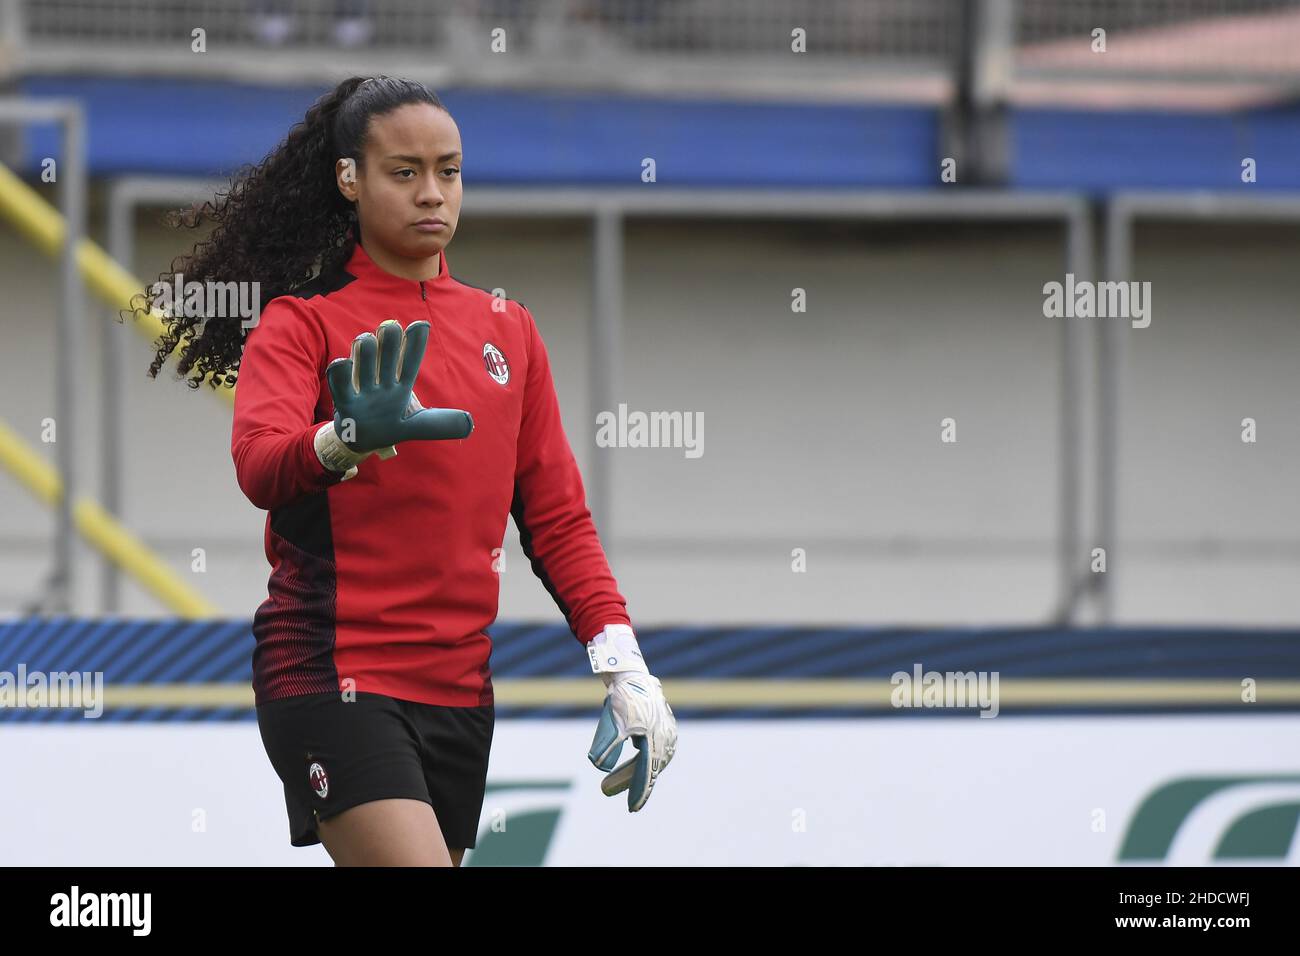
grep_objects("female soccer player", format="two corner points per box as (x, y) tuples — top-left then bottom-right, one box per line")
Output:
(138, 75), (677, 866)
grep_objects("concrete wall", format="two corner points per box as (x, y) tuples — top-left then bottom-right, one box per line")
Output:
(1, 200), (1297, 626)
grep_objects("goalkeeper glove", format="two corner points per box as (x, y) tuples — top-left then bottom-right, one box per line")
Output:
(586, 624), (677, 812)
(314, 318), (473, 477)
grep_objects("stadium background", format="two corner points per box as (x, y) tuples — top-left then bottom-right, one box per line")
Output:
(0, 0), (1297, 865)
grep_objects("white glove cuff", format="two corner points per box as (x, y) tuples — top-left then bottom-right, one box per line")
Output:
(313, 422), (369, 481)
(587, 623), (649, 680)
(314, 391), (425, 480)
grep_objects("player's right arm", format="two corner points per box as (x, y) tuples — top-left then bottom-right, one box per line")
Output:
(232, 304), (474, 512)
(231, 297), (353, 511)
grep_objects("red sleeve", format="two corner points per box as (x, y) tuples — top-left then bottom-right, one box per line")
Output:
(231, 296), (348, 511)
(511, 303), (632, 644)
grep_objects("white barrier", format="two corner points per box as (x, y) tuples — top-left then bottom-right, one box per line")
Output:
(2, 716), (1297, 866)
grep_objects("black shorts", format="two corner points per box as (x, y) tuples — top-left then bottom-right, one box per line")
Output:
(257, 690), (494, 850)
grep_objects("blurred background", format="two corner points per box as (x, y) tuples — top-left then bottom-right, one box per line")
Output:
(0, 0), (1297, 867)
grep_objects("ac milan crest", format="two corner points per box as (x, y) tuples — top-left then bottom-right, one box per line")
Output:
(308, 761), (329, 799)
(483, 342), (510, 385)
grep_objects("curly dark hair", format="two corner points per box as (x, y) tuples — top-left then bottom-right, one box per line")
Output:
(126, 75), (446, 390)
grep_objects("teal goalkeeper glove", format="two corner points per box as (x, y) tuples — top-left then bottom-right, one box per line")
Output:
(314, 319), (473, 476)
(586, 624), (678, 812)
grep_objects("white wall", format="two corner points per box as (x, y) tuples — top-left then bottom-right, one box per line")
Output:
(1, 203), (1297, 626)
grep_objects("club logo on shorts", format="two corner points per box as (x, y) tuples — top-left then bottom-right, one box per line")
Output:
(483, 342), (510, 385)
(308, 761), (329, 799)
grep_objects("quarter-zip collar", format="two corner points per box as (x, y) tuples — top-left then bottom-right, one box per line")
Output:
(344, 239), (449, 299)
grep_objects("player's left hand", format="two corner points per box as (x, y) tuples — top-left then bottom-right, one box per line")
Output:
(585, 625), (677, 811)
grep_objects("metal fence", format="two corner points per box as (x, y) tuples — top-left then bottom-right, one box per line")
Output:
(16, 0), (960, 57)
(7, 0), (1299, 101)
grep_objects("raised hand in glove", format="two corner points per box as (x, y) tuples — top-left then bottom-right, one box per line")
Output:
(314, 318), (473, 477)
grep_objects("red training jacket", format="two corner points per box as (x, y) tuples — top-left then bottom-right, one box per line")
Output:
(231, 240), (631, 707)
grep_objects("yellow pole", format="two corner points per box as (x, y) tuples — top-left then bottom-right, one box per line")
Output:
(0, 161), (231, 616)
(0, 417), (219, 617)
(0, 161), (234, 406)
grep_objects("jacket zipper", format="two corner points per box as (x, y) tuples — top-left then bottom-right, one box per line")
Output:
(418, 279), (451, 377)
